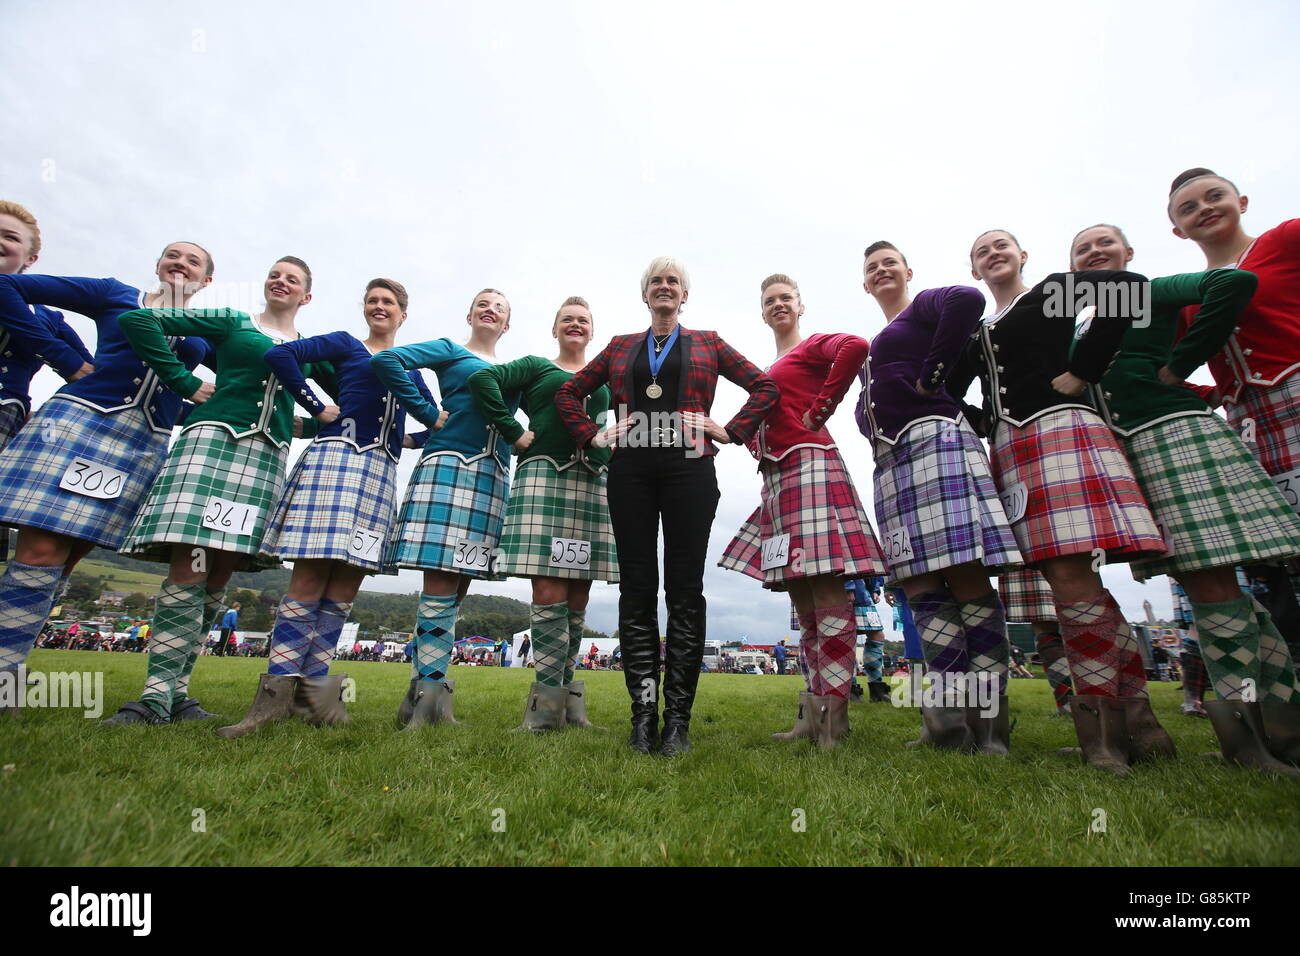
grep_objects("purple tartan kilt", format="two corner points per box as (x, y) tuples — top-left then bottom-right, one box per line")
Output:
(871, 419), (1022, 583)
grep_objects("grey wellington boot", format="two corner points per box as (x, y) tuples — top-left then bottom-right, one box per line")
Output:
(292, 674), (351, 726)
(216, 674), (299, 739)
(512, 683), (567, 733)
(563, 680), (606, 730)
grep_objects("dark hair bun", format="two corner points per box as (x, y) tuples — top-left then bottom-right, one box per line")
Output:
(1169, 167), (1217, 196)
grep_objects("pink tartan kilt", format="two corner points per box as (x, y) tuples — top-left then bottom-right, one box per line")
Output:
(719, 445), (883, 589)
(1226, 373), (1300, 477)
(999, 569), (1056, 623)
(990, 408), (1166, 565)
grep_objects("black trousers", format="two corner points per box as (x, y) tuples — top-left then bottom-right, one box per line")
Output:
(606, 450), (719, 721)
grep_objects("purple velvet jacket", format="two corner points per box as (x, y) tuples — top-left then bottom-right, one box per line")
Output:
(855, 285), (986, 443)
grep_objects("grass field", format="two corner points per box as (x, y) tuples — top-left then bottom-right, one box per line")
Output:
(2, 650), (1298, 867)
(59, 558), (165, 595)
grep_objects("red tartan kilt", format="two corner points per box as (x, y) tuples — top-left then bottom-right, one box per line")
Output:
(990, 408), (1166, 565)
(1226, 373), (1300, 477)
(999, 569), (1056, 623)
(719, 446), (883, 589)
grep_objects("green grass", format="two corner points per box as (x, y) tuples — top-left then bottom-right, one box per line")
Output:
(2, 651), (1297, 866)
(62, 559), (165, 594)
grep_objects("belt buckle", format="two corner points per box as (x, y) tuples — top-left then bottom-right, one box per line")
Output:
(650, 426), (678, 448)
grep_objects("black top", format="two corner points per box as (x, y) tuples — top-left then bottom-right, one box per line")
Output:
(949, 270), (1147, 431)
(632, 334), (683, 416)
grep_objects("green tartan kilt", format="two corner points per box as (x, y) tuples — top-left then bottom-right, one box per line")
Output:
(495, 457), (619, 581)
(119, 424), (288, 570)
(1124, 414), (1300, 581)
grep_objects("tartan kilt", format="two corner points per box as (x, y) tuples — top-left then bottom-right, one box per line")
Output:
(871, 419), (1023, 583)
(259, 439), (399, 574)
(0, 397), (168, 548)
(0, 402), (26, 450)
(494, 458), (619, 582)
(991, 408), (1165, 565)
(387, 451), (509, 578)
(719, 445), (883, 589)
(1123, 413), (1300, 580)
(1227, 372), (1300, 477)
(119, 424), (287, 569)
(999, 569), (1056, 623)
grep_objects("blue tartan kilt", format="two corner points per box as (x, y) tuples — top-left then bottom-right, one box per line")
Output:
(0, 397), (167, 548)
(386, 451), (510, 578)
(260, 439), (399, 573)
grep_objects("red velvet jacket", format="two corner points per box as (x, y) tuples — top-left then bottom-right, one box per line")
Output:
(555, 325), (778, 456)
(749, 332), (868, 462)
(1178, 219), (1300, 404)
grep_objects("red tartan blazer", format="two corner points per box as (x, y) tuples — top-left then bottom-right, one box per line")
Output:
(555, 325), (779, 456)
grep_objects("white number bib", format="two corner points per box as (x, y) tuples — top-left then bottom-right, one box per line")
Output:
(999, 481), (1029, 524)
(348, 527), (384, 561)
(59, 457), (127, 500)
(883, 527), (914, 563)
(1273, 465), (1300, 515)
(452, 539), (492, 573)
(549, 536), (591, 570)
(201, 497), (260, 536)
(760, 533), (791, 571)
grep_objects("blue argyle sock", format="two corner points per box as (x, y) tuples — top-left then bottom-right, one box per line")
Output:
(303, 598), (352, 678)
(415, 592), (458, 680)
(863, 639), (885, 682)
(0, 561), (64, 667)
(268, 598), (320, 677)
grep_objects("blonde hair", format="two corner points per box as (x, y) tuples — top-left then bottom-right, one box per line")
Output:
(640, 256), (691, 296)
(554, 295), (591, 322)
(468, 287), (510, 317)
(760, 273), (800, 298)
(0, 200), (40, 258)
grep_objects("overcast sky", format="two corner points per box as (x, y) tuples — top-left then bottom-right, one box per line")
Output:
(6, 0), (1299, 640)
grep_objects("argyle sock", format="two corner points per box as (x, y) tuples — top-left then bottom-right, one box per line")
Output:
(303, 599), (352, 679)
(797, 609), (820, 694)
(1250, 598), (1299, 703)
(173, 587), (227, 706)
(50, 574), (71, 613)
(1104, 592), (1149, 698)
(415, 592), (458, 680)
(564, 606), (586, 684)
(1036, 628), (1074, 711)
(141, 582), (207, 718)
(268, 599), (320, 677)
(1192, 595), (1270, 702)
(863, 639), (885, 682)
(0, 561), (64, 668)
(958, 591), (1010, 696)
(813, 604), (857, 699)
(530, 602), (570, 687)
(1181, 648), (1209, 708)
(1057, 591), (1135, 698)
(911, 590), (968, 675)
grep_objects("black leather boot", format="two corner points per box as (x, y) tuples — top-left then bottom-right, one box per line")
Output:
(661, 592), (706, 757)
(619, 590), (661, 754)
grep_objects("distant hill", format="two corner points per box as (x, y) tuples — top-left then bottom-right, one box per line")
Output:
(34, 547), (608, 641)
